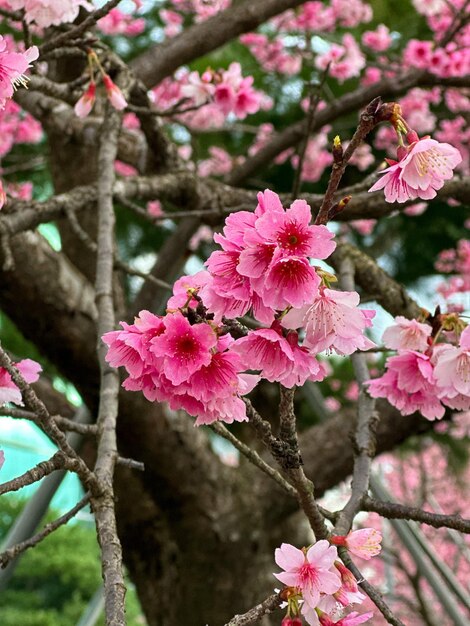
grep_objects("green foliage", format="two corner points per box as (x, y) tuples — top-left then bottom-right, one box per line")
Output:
(0, 496), (144, 626)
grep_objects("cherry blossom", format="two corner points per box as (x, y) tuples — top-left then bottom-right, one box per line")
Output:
(0, 36), (39, 108)
(434, 326), (470, 401)
(382, 316), (432, 352)
(366, 351), (445, 420)
(362, 24), (392, 52)
(399, 137), (462, 196)
(331, 529), (382, 560)
(0, 358), (42, 405)
(282, 288), (375, 356)
(6, 0), (93, 27)
(282, 617), (302, 626)
(102, 75), (127, 111)
(98, 8), (146, 36)
(232, 327), (325, 388)
(74, 82), (96, 118)
(150, 312), (217, 385)
(369, 136), (462, 203)
(274, 542), (341, 609)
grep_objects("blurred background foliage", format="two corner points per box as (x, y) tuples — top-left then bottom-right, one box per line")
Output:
(0, 496), (144, 625)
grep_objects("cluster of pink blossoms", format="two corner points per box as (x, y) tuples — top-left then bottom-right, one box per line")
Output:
(275, 529), (381, 625)
(367, 317), (470, 420)
(97, 8), (146, 37)
(0, 0), (92, 28)
(150, 62), (268, 128)
(104, 190), (376, 426)
(368, 131), (462, 203)
(0, 358), (41, 405)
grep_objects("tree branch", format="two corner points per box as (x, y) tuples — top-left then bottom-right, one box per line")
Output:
(363, 497), (470, 533)
(224, 592), (282, 626)
(92, 99), (126, 625)
(0, 492), (91, 567)
(334, 256), (378, 535)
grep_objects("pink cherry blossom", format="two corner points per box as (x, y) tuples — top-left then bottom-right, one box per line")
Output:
(274, 541), (341, 609)
(102, 74), (127, 111)
(366, 351), (445, 420)
(403, 39), (433, 69)
(0, 358), (42, 405)
(0, 449), (4, 471)
(150, 312), (217, 385)
(254, 199), (336, 260)
(334, 562), (358, 593)
(7, 0), (93, 28)
(368, 161), (422, 203)
(398, 137), (462, 197)
(362, 24), (392, 52)
(331, 529), (382, 560)
(282, 288), (375, 356)
(98, 8), (146, 36)
(74, 82), (96, 118)
(181, 70), (214, 106)
(231, 327), (325, 388)
(102, 311), (165, 378)
(434, 326), (470, 400)
(382, 316), (432, 352)
(262, 256), (321, 310)
(0, 36), (39, 107)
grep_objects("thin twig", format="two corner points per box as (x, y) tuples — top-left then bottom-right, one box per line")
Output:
(116, 456), (145, 472)
(0, 452), (66, 496)
(0, 345), (97, 490)
(0, 406), (98, 435)
(315, 97), (384, 226)
(363, 497), (470, 533)
(291, 63), (330, 199)
(209, 422), (297, 498)
(339, 548), (406, 626)
(224, 592), (282, 626)
(0, 492), (91, 567)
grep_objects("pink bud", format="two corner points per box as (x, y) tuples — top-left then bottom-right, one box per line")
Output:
(74, 82), (96, 118)
(282, 617), (302, 626)
(102, 74), (127, 111)
(406, 130), (419, 144)
(396, 145), (407, 161)
(335, 561), (358, 592)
